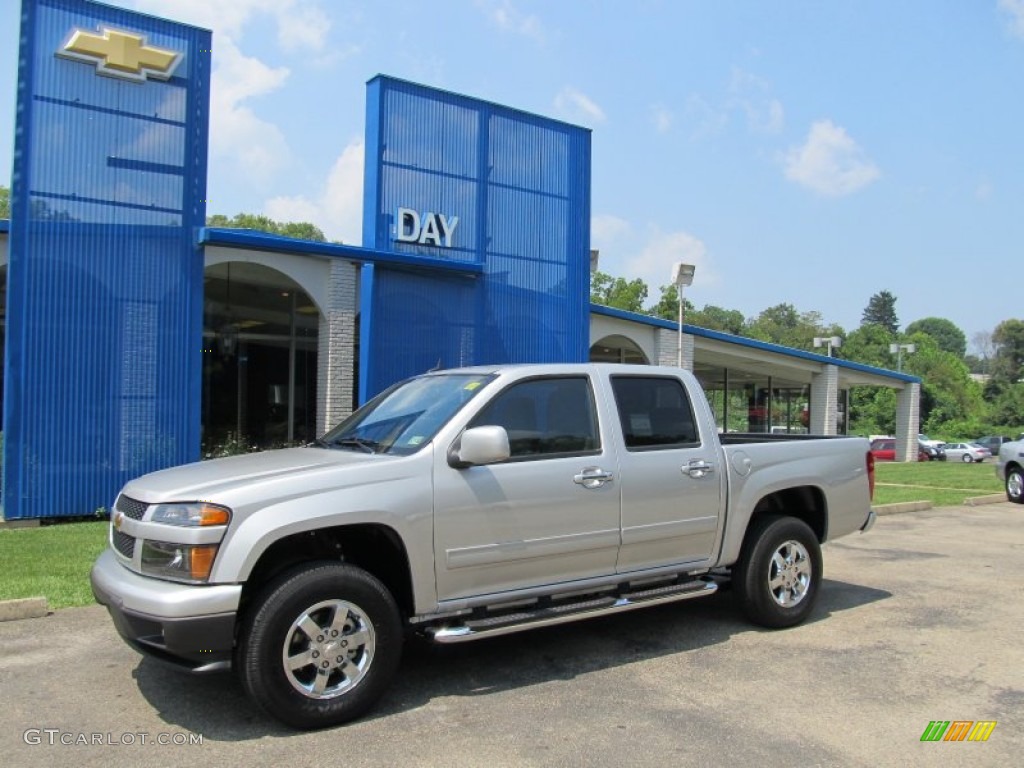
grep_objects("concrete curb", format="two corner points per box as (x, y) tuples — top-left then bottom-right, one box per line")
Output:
(963, 493), (1007, 506)
(0, 597), (49, 622)
(875, 501), (932, 516)
(875, 493), (1008, 516)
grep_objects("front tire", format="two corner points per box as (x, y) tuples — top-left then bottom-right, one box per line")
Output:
(1007, 467), (1024, 504)
(734, 515), (822, 628)
(237, 562), (403, 729)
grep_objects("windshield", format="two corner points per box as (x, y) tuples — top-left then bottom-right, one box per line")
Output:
(318, 372), (495, 455)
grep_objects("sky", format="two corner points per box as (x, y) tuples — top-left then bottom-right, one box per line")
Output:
(1, 0), (1023, 348)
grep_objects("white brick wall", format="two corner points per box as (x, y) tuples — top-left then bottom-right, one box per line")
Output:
(809, 365), (839, 435)
(654, 327), (693, 370)
(316, 260), (359, 434)
(894, 383), (921, 462)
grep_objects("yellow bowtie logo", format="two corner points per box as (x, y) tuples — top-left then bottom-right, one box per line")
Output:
(57, 27), (182, 83)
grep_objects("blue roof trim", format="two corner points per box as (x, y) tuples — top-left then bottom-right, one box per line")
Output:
(590, 303), (921, 384)
(198, 227), (484, 277)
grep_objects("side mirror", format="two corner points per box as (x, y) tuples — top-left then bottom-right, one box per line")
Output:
(449, 426), (511, 467)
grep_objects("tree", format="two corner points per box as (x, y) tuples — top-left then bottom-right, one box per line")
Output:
(905, 317), (966, 358)
(590, 271), (648, 313)
(861, 290), (899, 334)
(207, 212), (326, 242)
(745, 303), (844, 350)
(987, 319), (1024, 395)
(0, 184), (8, 219)
(688, 304), (747, 335)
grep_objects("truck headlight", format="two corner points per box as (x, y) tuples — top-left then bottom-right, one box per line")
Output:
(150, 502), (231, 527)
(140, 541), (220, 582)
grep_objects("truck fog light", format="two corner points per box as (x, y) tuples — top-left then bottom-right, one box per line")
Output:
(140, 541), (219, 582)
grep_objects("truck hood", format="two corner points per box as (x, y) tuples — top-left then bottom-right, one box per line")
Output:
(120, 446), (385, 502)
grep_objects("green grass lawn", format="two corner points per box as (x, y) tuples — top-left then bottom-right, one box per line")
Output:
(873, 459), (1004, 506)
(0, 520), (108, 608)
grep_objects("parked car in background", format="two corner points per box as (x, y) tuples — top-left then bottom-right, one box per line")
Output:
(918, 441), (946, 461)
(976, 435), (1013, 454)
(918, 434), (945, 450)
(870, 438), (928, 462)
(996, 438), (1024, 503)
(942, 442), (990, 463)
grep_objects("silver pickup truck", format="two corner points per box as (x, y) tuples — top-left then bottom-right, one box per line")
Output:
(91, 363), (876, 729)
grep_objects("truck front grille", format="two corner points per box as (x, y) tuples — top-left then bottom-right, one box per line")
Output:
(116, 495), (148, 520)
(113, 529), (135, 559)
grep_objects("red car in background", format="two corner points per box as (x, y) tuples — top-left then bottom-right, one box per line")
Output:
(870, 438), (928, 462)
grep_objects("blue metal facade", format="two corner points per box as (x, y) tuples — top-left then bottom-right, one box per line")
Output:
(3, 0), (210, 518)
(360, 76), (591, 401)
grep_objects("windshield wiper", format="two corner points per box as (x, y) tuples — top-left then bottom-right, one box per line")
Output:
(332, 437), (380, 454)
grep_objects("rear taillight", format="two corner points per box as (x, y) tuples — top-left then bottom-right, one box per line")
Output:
(867, 451), (876, 500)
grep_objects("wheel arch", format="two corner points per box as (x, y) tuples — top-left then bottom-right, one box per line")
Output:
(239, 524), (415, 619)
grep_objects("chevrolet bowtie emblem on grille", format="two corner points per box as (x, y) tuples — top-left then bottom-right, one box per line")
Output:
(57, 27), (182, 83)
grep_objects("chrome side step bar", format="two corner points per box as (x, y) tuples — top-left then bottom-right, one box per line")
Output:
(426, 578), (718, 644)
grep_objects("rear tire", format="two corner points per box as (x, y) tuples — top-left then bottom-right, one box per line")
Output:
(1007, 467), (1024, 504)
(734, 515), (822, 629)
(237, 562), (403, 729)
(962, 453), (973, 463)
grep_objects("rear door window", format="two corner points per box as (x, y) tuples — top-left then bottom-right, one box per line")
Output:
(610, 376), (699, 450)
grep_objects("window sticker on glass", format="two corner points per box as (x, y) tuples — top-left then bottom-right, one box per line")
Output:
(464, 382), (482, 391)
(630, 414), (652, 435)
(407, 436), (425, 446)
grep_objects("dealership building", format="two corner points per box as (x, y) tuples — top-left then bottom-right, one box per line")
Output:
(0, 0), (920, 520)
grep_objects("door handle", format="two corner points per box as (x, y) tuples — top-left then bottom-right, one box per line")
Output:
(573, 467), (614, 489)
(684, 459), (715, 479)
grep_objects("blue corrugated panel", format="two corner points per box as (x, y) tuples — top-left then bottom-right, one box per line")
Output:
(360, 77), (591, 401)
(3, 0), (210, 518)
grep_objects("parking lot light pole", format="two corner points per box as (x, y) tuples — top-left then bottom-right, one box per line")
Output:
(889, 342), (916, 372)
(671, 263), (696, 368)
(813, 336), (842, 357)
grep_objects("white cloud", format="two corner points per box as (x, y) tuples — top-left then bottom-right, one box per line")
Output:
(684, 93), (728, 139)
(975, 179), (994, 200)
(209, 38), (292, 187)
(728, 68), (784, 134)
(783, 120), (880, 197)
(624, 229), (714, 292)
(476, 0), (546, 42)
(651, 104), (673, 134)
(554, 87), (606, 125)
(265, 139), (364, 243)
(591, 214), (631, 249)
(130, 0), (331, 50)
(999, 0), (1024, 38)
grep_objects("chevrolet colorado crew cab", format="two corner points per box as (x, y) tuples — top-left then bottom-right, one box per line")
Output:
(996, 437), (1024, 503)
(91, 364), (877, 729)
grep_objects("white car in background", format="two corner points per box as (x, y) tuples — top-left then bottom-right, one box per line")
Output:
(942, 442), (990, 463)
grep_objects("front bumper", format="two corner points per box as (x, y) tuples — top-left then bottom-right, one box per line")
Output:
(90, 549), (242, 671)
(860, 509), (877, 533)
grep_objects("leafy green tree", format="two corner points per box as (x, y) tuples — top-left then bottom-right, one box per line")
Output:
(905, 317), (966, 358)
(902, 333), (983, 430)
(745, 304), (843, 349)
(861, 290), (899, 334)
(207, 212), (326, 242)
(590, 271), (648, 313)
(987, 319), (1024, 395)
(688, 304), (747, 335)
(0, 184), (9, 218)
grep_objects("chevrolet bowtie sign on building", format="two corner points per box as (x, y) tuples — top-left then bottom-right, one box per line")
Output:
(56, 26), (182, 82)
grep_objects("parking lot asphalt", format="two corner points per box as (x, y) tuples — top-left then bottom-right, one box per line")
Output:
(1, 503), (1021, 768)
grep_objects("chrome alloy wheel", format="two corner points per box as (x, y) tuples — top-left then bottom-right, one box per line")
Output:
(281, 599), (376, 698)
(767, 540), (812, 607)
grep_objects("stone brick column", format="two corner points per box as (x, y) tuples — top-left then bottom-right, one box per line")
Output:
(654, 327), (694, 370)
(809, 365), (839, 435)
(316, 259), (359, 435)
(894, 382), (921, 462)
